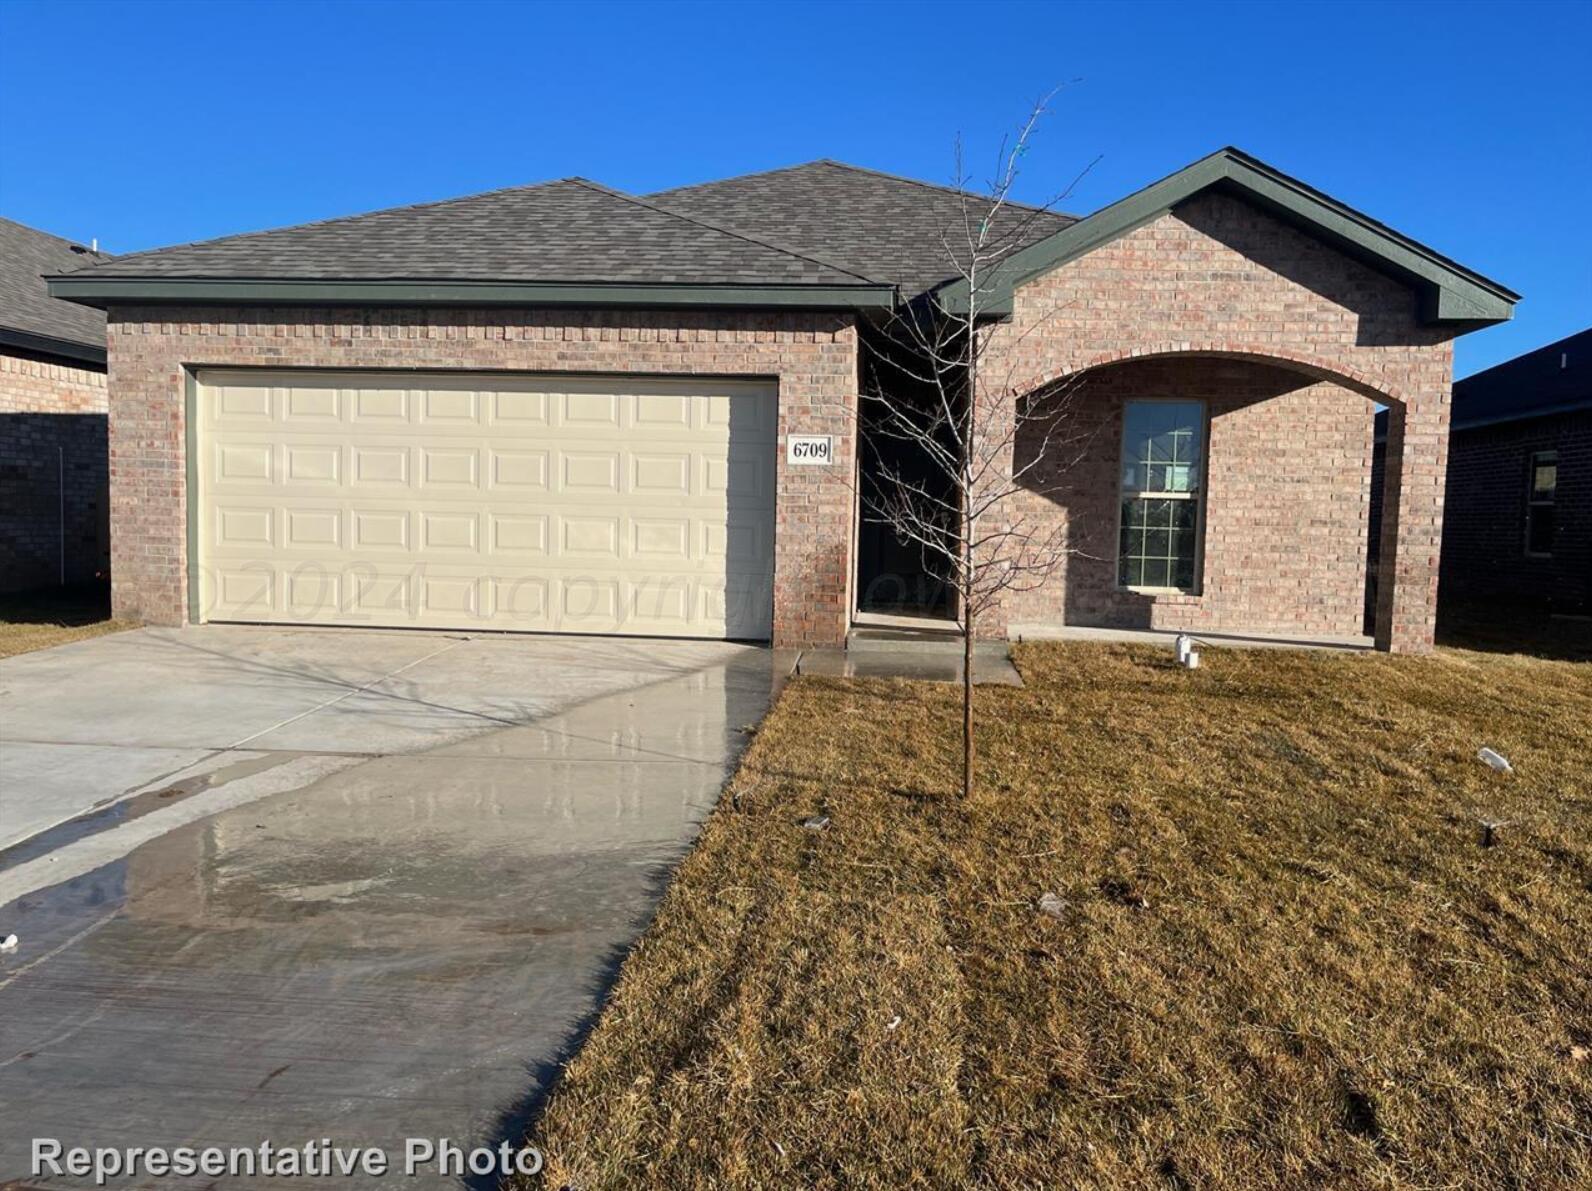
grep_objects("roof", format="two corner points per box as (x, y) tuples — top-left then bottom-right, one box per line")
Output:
(649, 159), (1076, 299)
(1451, 328), (1592, 431)
(0, 217), (111, 364)
(45, 150), (1517, 326)
(936, 147), (1520, 326)
(46, 178), (893, 311)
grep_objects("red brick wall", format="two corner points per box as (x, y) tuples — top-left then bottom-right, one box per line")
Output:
(1440, 410), (1592, 614)
(982, 191), (1458, 652)
(103, 307), (858, 646)
(0, 350), (107, 414)
(0, 349), (110, 591)
(1007, 356), (1375, 636)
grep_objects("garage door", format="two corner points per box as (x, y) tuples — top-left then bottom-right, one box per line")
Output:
(195, 370), (777, 639)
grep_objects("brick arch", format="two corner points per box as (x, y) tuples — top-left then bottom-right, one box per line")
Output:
(995, 339), (1444, 654)
(1015, 343), (1407, 410)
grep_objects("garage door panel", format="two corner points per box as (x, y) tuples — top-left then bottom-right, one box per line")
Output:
(560, 451), (621, 494)
(286, 386), (340, 422)
(214, 566), (276, 617)
(283, 508), (342, 549)
(561, 391), (621, 427)
(352, 510), (410, 551)
(490, 390), (549, 426)
(215, 507), (275, 548)
(489, 449), (550, 491)
(352, 388), (410, 423)
(285, 444), (341, 484)
(216, 442), (274, 484)
(420, 447), (480, 488)
(198, 370), (775, 639)
(213, 382), (274, 422)
(352, 446), (409, 485)
(421, 388), (478, 423)
(560, 578), (622, 628)
(489, 513), (549, 556)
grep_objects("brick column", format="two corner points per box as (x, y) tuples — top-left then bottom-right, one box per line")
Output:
(1374, 392), (1451, 653)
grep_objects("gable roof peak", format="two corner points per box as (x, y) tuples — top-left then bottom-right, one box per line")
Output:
(936, 144), (1519, 325)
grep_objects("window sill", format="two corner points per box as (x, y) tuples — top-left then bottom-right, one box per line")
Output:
(1121, 587), (1202, 601)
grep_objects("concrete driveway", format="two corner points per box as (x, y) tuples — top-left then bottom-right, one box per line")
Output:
(0, 626), (776, 1188)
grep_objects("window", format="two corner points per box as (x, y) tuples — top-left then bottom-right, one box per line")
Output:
(1118, 400), (1204, 590)
(1526, 450), (1557, 557)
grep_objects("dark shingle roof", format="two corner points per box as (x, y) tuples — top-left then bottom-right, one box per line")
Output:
(0, 217), (110, 356)
(1452, 328), (1592, 430)
(649, 160), (1077, 298)
(64, 178), (876, 287)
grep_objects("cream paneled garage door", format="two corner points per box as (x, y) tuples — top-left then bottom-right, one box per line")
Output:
(195, 370), (777, 639)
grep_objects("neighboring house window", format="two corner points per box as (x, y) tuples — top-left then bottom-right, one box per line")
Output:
(1526, 450), (1557, 557)
(1119, 400), (1204, 590)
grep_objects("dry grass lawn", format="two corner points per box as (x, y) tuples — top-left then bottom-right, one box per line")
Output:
(521, 641), (1592, 1190)
(0, 584), (127, 659)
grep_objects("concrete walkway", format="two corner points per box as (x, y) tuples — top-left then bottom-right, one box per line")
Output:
(0, 626), (774, 1188)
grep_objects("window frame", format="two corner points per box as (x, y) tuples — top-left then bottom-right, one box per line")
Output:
(1525, 449), (1558, 559)
(1115, 397), (1208, 595)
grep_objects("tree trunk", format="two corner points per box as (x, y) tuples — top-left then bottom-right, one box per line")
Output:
(962, 597), (975, 800)
(962, 310), (977, 801)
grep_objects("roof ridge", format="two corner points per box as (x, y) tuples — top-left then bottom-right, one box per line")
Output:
(649, 158), (1082, 222)
(52, 178), (573, 275)
(567, 177), (882, 284)
(647, 159), (830, 198)
(810, 159), (1069, 216)
(649, 158), (1076, 219)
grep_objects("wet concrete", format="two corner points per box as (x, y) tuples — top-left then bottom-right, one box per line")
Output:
(0, 626), (775, 1188)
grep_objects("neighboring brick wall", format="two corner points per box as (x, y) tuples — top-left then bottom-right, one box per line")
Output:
(0, 350), (109, 415)
(1007, 356), (1374, 636)
(982, 190), (1458, 652)
(0, 349), (110, 591)
(103, 307), (858, 647)
(1440, 409), (1592, 614)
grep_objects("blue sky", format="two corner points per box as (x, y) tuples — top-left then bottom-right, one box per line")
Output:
(2, 0), (1586, 376)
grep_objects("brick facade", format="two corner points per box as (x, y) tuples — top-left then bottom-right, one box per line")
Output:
(982, 191), (1458, 653)
(96, 195), (1473, 653)
(102, 307), (858, 647)
(0, 349), (110, 591)
(1007, 356), (1375, 637)
(1440, 410), (1592, 614)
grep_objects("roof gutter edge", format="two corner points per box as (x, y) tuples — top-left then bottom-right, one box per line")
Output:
(45, 276), (898, 312)
(0, 325), (107, 367)
(1450, 396), (1592, 433)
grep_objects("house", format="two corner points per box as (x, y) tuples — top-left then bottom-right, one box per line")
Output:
(46, 149), (1517, 653)
(0, 218), (113, 592)
(1439, 328), (1590, 616)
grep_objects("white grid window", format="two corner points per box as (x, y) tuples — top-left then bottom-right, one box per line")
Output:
(1119, 400), (1204, 590)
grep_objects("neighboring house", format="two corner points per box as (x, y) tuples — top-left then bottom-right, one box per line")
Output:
(0, 218), (113, 592)
(47, 149), (1517, 653)
(1440, 328), (1590, 615)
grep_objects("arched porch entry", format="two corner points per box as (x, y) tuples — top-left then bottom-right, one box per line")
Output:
(999, 345), (1437, 653)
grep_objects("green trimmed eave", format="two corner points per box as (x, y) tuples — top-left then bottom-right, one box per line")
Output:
(44, 276), (899, 313)
(0, 325), (106, 367)
(934, 147), (1520, 327)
